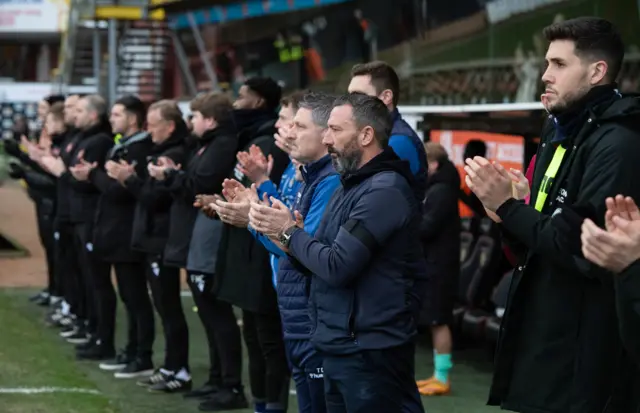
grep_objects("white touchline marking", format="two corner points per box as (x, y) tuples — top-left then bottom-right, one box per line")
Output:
(0, 387), (101, 395)
(290, 389), (297, 395)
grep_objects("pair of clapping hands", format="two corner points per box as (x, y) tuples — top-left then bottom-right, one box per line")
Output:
(193, 179), (302, 249)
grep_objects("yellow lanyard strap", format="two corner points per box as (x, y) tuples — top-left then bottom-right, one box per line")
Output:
(534, 145), (567, 212)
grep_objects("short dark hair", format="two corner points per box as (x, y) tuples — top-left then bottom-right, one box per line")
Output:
(115, 95), (146, 128)
(244, 77), (282, 111)
(298, 92), (336, 128)
(281, 90), (307, 112)
(463, 140), (487, 159)
(332, 92), (392, 148)
(350, 61), (401, 107)
(190, 91), (234, 124)
(543, 17), (625, 82)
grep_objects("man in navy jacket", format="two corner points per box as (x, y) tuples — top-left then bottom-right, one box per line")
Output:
(348, 61), (428, 200)
(249, 92), (340, 413)
(249, 93), (426, 413)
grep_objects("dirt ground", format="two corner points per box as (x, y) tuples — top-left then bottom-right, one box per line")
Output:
(0, 181), (47, 288)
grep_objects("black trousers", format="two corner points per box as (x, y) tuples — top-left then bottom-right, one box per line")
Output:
(322, 342), (425, 413)
(187, 272), (242, 388)
(73, 223), (98, 332)
(146, 255), (189, 372)
(54, 222), (80, 310)
(242, 309), (290, 407)
(36, 203), (56, 296)
(114, 261), (155, 360)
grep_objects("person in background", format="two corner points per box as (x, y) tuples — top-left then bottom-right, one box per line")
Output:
(459, 139), (488, 219)
(40, 95), (114, 352)
(36, 95), (66, 148)
(69, 96), (157, 373)
(111, 100), (191, 392)
(415, 142), (460, 396)
(212, 77), (291, 413)
(347, 60), (428, 200)
(156, 92), (245, 409)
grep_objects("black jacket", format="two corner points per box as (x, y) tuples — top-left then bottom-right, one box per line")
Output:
(214, 109), (290, 314)
(162, 123), (239, 268)
(65, 122), (114, 225)
(609, 263), (640, 413)
(54, 128), (80, 224)
(489, 86), (640, 413)
(419, 159), (460, 322)
(126, 130), (187, 256)
(89, 131), (154, 263)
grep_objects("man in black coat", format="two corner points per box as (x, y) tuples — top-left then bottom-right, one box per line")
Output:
(69, 96), (156, 370)
(465, 18), (640, 413)
(416, 142), (460, 397)
(213, 77), (291, 413)
(156, 92), (246, 409)
(41, 94), (114, 350)
(113, 100), (191, 393)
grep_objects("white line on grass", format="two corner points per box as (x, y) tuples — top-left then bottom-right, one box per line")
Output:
(0, 387), (100, 395)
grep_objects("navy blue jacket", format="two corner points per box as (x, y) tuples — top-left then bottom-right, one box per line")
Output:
(388, 109), (428, 201)
(277, 155), (340, 340)
(288, 148), (427, 354)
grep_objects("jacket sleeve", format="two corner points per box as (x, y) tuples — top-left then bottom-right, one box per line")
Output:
(496, 127), (640, 275)
(88, 168), (132, 202)
(302, 175), (340, 236)
(164, 139), (237, 201)
(124, 176), (173, 210)
(389, 134), (420, 175)
(420, 183), (458, 242)
(68, 137), (114, 193)
(249, 227), (287, 258)
(257, 180), (280, 202)
(288, 185), (410, 288)
(22, 169), (57, 192)
(615, 261), (640, 365)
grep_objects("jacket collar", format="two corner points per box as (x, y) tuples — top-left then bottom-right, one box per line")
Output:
(301, 154), (333, 184)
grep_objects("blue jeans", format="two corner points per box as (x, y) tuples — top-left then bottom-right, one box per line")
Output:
(285, 339), (326, 413)
(322, 342), (424, 413)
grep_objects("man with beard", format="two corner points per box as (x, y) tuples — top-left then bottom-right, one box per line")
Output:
(68, 96), (156, 370)
(464, 17), (640, 413)
(40, 95), (114, 350)
(248, 92), (426, 413)
(212, 77), (291, 413)
(111, 100), (191, 392)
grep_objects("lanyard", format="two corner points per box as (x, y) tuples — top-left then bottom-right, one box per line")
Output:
(534, 144), (567, 212)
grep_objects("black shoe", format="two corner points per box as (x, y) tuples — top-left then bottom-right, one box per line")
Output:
(99, 350), (134, 371)
(35, 294), (50, 307)
(66, 330), (90, 345)
(137, 370), (168, 387)
(75, 336), (97, 351)
(183, 382), (221, 399)
(198, 387), (248, 411)
(148, 375), (192, 394)
(114, 358), (154, 379)
(76, 341), (115, 361)
(29, 290), (48, 302)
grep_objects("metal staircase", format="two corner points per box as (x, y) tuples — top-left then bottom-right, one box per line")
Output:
(116, 20), (171, 103)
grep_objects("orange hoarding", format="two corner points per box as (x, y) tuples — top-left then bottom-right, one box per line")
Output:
(431, 130), (525, 218)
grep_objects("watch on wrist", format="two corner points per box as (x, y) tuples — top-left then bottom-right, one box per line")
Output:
(278, 225), (299, 248)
